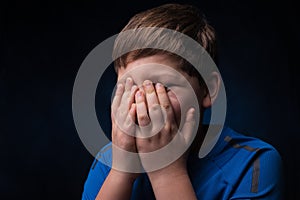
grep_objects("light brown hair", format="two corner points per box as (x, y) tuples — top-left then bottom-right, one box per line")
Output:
(113, 3), (217, 81)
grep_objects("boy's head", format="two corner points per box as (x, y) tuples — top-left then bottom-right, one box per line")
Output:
(114, 3), (217, 74)
(113, 3), (220, 124)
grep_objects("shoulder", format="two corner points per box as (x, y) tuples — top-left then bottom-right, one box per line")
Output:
(210, 127), (281, 159)
(211, 127), (283, 198)
(215, 127), (282, 171)
(82, 143), (112, 200)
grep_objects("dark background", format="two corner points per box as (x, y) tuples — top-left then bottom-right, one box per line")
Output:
(1, 0), (299, 199)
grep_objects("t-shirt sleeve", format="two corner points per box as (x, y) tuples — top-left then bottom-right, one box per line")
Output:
(82, 144), (112, 200)
(230, 148), (283, 199)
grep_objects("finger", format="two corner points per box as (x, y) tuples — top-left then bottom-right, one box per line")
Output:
(111, 83), (124, 115)
(124, 103), (136, 126)
(123, 103), (137, 136)
(128, 103), (136, 125)
(181, 108), (196, 143)
(112, 78), (137, 131)
(155, 83), (175, 124)
(117, 78), (137, 123)
(125, 77), (133, 91)
(143, 80), (159, 109)
(135, 90), (150, 127)
(120, 77), (135, 111)
(129, 85), (138, 107)
(143, 80), (163, 123)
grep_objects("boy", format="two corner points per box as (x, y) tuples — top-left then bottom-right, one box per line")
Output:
(82, 4), (282, 199)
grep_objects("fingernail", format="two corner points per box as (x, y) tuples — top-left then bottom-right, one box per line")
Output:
(136, 91), (142, 97)
(126, 77), (132, 84)
(156, 83), (162, 88)
(143, 80), (152, 87)
(156, 83), (165, 91)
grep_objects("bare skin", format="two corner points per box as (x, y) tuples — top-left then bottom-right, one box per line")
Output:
(96, 54), (219, 200)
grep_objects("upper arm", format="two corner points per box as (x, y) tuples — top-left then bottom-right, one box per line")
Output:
(82, 149), (112, 200)
(231, 148), (283, 199)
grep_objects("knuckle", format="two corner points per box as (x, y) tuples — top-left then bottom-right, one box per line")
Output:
(149, 104), (161, 113)
(118, 137), (134, 150)
(163, 123), (171, 132)
(163, 123), (176, 133)
(136, 140), (150, 153)
(138, 114), (150, 125)
(139, 114), (149, 121)
(162, 104), (170, 110)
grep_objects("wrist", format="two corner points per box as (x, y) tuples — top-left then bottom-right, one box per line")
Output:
(147, 163), (188, 184)
(110, 169), (139, 183)
(148, 168), (190, 193)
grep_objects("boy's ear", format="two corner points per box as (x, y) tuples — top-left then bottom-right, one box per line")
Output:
(202, 71), (221, 108)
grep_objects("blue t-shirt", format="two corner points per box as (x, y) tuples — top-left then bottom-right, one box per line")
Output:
(82, 127), (282, 199)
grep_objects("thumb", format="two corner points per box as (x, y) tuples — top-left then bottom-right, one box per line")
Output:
(181, 107), (196, 144)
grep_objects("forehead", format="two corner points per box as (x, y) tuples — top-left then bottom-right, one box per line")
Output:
(118, 55), (181, 81)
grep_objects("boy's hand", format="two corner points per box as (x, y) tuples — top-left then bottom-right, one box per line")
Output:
(135, 80), (196, 175)
(111, 77), (140, 178)
(107, 78), (197, 200)
(134, 80), (197, 199)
